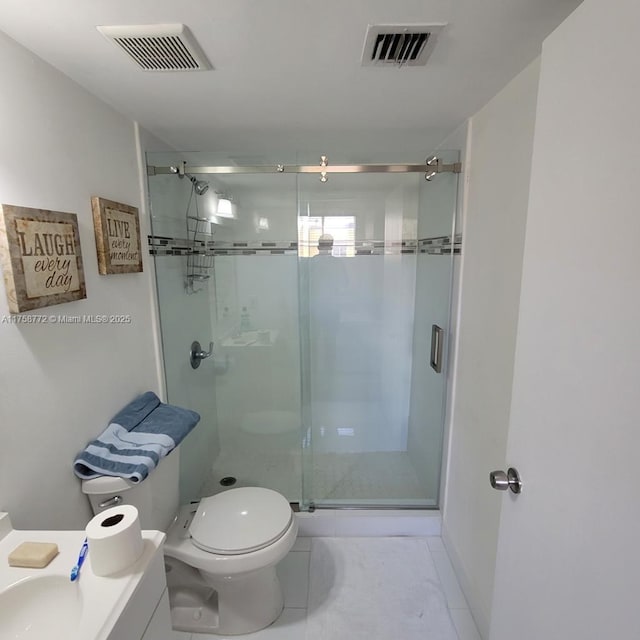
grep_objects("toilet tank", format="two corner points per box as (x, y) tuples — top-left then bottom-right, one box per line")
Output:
(81, 447), (180, 531)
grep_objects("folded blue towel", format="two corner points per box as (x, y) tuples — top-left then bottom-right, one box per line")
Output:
(73, 394), (200, 483)
(110, 391), (161, 431)
(73, 423), (176, 483)
(133, 402), (200, 444)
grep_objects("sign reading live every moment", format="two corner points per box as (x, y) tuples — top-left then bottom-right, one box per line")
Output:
(91, 196), (143, 275)
(0, 204), (87, 313)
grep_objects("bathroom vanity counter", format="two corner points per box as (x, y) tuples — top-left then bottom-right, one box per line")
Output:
(0, 514), (166, 640)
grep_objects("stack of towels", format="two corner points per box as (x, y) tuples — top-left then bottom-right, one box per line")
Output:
(73, 391), (200, 483)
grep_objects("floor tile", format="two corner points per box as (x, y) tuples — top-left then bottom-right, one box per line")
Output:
(450, 608), (483, 640)
(277, 550), (310, 608)
(196, 608), (307, 640)
(426, 536), (446, 552)
(306, 537), (457, 640)
(291, 536), (312, 551)
(430, 550), (469, 609)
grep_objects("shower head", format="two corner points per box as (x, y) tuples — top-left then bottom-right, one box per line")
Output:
(189, 175), (209, 195)
(195, 181), (209, 195)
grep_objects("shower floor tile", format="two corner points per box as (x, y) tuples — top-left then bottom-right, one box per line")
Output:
(200, 447), (302, 500)
(181, 536), (479, 640)
(200, 449), (429, 503)
(311, 451), (428, 501)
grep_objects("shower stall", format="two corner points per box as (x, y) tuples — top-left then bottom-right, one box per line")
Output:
(147, 151), (460, 510)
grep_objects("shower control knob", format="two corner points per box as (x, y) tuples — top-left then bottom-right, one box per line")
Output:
(190, 340), (214, 369)
(489, 467), (522, 494)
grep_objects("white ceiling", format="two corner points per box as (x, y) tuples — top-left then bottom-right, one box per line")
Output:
(0, 0), (582, 155)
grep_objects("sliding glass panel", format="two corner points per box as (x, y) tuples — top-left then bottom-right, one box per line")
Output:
(298, 155), (458, 508)
(298, 172), (420, 506)
(203, 172), (302, 502)
(147, 152), (221, 502)
(407, 150), (460, 506)
(148, 153), (303, 503)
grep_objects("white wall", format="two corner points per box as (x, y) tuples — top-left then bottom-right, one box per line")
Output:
(441, 58), (541, 638)
(490, 0), (640, 636)
(0, 31), (160, 529)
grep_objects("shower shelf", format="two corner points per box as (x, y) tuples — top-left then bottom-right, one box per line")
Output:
(184, 214), (215, 291)
(187, 215), (215, 237)
(185, 252), (214, 292)
(187, 253), (214, 272)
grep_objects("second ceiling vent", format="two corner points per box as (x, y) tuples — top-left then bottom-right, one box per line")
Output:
(97, 24), (212, 71)
(362, 24), (445, 67)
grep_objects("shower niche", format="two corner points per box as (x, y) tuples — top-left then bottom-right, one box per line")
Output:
(147, 151), (460, 510)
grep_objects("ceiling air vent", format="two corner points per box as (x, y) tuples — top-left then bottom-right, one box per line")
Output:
(97, 24), (212, 71)
(362, 24), (445, 67)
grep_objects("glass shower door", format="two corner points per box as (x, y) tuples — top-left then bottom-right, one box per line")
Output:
(147, 154), (304, 504)
(204, 172), (302, 502)
(407, 151), (460, 507)
(299, 154), (459, 508)
(147, 149), (458, 509)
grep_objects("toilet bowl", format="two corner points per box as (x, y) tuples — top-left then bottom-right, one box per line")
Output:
(164, 488), (298, 635)
(81, 452), (297, 636)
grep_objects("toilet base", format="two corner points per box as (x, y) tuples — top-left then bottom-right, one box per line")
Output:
(166, 556), (219, 633)
(169, 593), (219, 634)
(166, 557), (284, 635)
(200, 565), (284, 635)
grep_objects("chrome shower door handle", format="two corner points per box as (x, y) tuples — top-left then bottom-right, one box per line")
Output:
(430, 324), (444, 373)
(190, 340), (214, 369)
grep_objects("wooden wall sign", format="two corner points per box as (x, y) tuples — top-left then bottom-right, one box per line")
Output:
(0, 204), (87, 313)
(91, 196), (143, 275)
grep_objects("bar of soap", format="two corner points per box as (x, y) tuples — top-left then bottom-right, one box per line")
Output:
(8, 541), (59, 568)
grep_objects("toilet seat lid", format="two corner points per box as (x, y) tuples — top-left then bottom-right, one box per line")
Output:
(189, 487), (293, 555)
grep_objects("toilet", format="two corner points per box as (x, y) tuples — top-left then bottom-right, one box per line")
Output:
(81, 450), (298, 635)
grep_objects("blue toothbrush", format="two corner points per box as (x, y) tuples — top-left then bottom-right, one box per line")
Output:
(70, 538), (88, 582)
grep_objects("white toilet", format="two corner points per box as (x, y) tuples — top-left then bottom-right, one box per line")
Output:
(81, 450), (298, 635)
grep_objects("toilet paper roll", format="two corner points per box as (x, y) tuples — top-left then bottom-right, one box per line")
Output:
(85, 504), (144, 577)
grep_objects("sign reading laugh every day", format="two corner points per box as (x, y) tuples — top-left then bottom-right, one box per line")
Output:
(16, 218), (79, 294)
(0, 204), (87, 313)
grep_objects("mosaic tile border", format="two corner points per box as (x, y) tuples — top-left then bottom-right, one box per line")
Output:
(148, 235), (461, 257)
(419, 234), (462, 255)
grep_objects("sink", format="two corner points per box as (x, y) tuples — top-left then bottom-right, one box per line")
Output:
(0, 575), (83, 638)
(0, 513), (166, 640)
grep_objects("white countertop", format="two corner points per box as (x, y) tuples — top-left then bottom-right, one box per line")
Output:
(0, 518), (165, 640)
